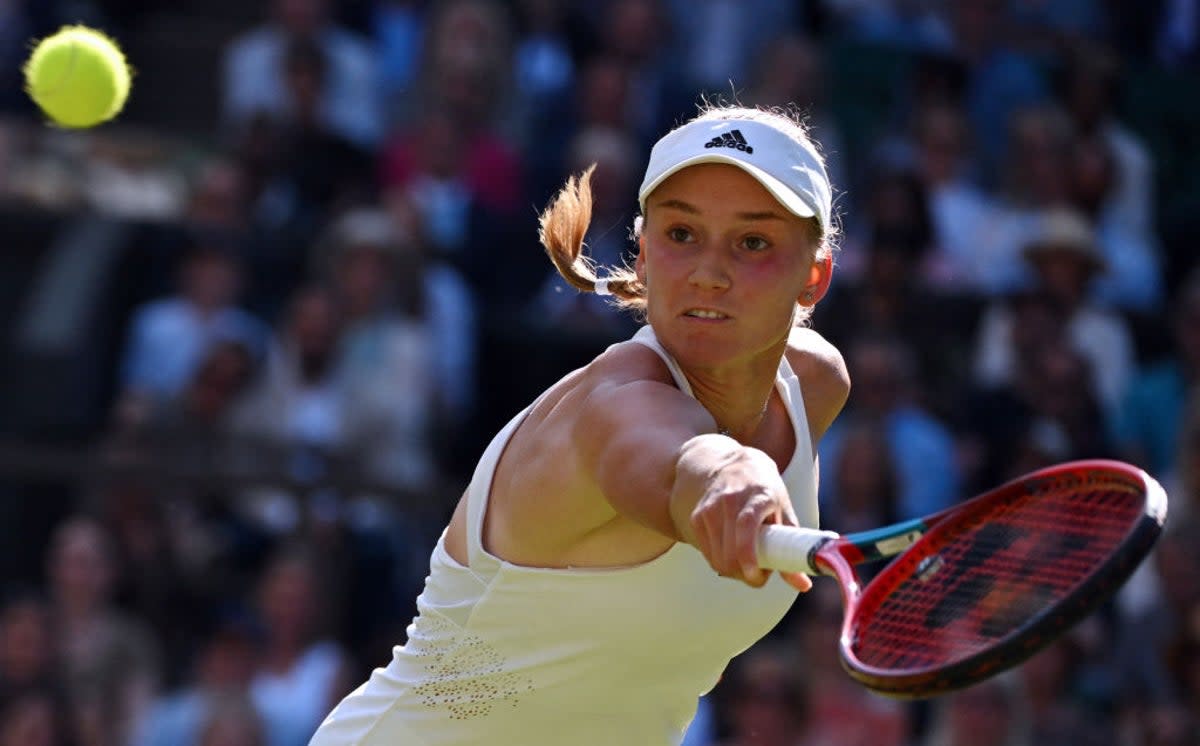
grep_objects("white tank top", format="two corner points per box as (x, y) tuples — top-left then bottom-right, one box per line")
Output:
(310, 326), (820, 746)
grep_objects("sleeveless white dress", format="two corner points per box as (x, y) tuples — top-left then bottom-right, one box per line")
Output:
(310, 326), (820, 745)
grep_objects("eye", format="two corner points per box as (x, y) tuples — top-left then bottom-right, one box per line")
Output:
(741, 235), (771, 252)
(667, 226), (694, 243)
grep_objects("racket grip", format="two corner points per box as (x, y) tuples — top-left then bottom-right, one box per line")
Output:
(757, 525), (839, 575)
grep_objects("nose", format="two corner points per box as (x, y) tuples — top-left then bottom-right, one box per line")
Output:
(688, 246), (731, 291)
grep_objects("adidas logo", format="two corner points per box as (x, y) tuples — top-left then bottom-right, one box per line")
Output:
(704, 129), (754, 154)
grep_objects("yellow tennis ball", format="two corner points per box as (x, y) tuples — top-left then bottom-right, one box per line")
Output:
(23, 25), (132, 129)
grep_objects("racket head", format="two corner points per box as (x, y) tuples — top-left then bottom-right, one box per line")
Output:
(823, 459), (1166, 699)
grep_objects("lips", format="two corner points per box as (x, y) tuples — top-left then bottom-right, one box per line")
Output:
(683, 308), (729, 319)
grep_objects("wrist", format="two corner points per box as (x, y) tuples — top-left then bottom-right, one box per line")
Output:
(669, 433), (744, 541)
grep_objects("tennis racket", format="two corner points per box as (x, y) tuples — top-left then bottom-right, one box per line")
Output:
(756, 459), (1167, 699)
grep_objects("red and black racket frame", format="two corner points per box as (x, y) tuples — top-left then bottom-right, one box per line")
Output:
(810, 459), (1167, 699)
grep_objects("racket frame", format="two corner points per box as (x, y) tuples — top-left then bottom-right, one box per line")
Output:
(804, 460), (1166, 698)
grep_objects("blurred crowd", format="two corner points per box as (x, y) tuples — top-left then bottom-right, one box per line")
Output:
(0, 1), (1198, 745)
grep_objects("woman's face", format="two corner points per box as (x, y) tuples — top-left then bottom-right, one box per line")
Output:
(637, 163), (827, 372)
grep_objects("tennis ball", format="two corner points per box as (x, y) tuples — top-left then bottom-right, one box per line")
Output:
(23, 25), (132, 129)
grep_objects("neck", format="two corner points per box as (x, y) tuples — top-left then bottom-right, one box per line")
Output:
(686, 366), (777, 442)
(716, 397), (771, 440)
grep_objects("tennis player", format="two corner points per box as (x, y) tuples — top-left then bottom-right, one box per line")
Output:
(309, 104), (848, 745)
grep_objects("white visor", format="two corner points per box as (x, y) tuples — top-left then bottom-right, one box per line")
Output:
(638, 118), (832, 230)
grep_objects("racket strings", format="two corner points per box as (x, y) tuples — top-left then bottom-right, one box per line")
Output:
(849, 476), (1143, 672)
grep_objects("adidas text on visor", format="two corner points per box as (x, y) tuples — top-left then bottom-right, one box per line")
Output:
(638, 119), (832, 231)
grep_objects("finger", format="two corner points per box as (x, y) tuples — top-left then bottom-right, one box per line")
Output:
(690, 510), (716, 573)
(735, 499), (770, 585)
(697, 506), (734, 577)
(719, 498), (741, 578)
(781, 571), (813, 592)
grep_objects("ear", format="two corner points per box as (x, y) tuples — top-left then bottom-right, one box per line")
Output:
(799, 254), (833, 306)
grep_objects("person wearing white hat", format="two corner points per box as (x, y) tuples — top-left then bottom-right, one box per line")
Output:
(972, 207), (1135, 424)
(309, 104), (848, 745)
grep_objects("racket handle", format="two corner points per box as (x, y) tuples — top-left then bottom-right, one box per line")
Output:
(756, 525), (840, 575)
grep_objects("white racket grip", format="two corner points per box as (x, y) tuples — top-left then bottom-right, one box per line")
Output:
(756, 525), (840, 575)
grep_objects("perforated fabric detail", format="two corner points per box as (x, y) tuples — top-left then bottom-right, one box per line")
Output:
(407, 614), (535, 719)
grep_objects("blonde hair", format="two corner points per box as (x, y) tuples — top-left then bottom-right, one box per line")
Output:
(537, 104), (838, 321)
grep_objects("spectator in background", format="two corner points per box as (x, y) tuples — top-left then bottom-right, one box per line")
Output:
(818, 334), (962, 522)
(511, 0), (582, 202)
(369, 0), (429, 126)
(1017, 637), (1115, 746)
(964, 327), (1112, 492)
(972, 208), (1135, 424)
(909, 99), (1008, 293)
(580, 0), (695, 150)
(787, 581), (910, 746)
(944, 0), (1049, 189)
(111, 336), (259, 451)
(83, 477), (206, 686)
(0, 686), (72, 746)
(119, 236), (267, 402)
(1067, 131), (1163, 312)
(822, 418), (899, 534)
(664, 0), (797, 96)
(197, 692), (266, 746)
(835, 163), (935, 284)
(231, 285), (345, 535)
(572, 55), (637, 135)
(380, 1), (534, 311)
(272, 35), (379, 217)
(222, 0), (383, 149)
(706, 641), (809, 746)
(131, 608), (265, 746)
(1114, 514), (1200, 716)
(230, 35), (380, 307)
(406, 0), (516, 142)
(920, 674), (1032, 746)
(382, 0), (518, 192)
(512, 0), (576, 97)
(0, 590), (54, 697)
(827, 0), (953, 52)
(526, 53), (644, 206)
(813, 218), (979, 419)
(46, 516), (161, 746)
(1058, 43), (1155, 237)
(1116, 270), (1200, 481)
(319, 204), (468, 490)
(249, 544), (351, 746)
(1119, 701), (1200, 746)
(382, 98), (537, 314)
(741, 33), (848, 207)
(185, 156), (253, 235)
(988, 103), (1078, 294)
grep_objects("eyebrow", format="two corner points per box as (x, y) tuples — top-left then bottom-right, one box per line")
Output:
(653, 198), (787, 222)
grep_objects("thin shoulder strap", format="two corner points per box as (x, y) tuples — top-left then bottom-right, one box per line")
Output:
(463, 404), (533, 572)
(776, 352), (811, 456)
(628, 326), (695, 397)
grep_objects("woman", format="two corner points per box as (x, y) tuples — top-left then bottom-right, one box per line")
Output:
(310, 104), (848, 745)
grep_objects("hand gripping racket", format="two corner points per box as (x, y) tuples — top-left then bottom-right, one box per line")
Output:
(756, 459), (1167, 699)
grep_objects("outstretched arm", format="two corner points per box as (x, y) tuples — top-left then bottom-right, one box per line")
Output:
(574, 369), (810, 591)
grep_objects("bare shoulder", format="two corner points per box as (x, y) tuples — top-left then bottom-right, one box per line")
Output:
(582, 338), (679, 388)
(785, 326), (851, 440)
(569, 339), (716, 445)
